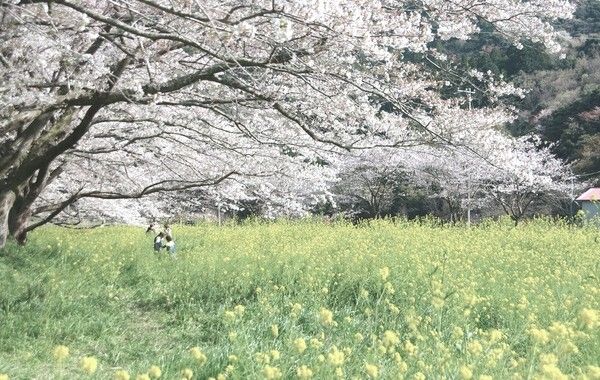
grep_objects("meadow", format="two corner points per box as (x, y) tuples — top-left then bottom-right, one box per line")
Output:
(0, 219), (598, 380)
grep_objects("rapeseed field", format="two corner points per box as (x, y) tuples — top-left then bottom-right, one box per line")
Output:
(0, 219), (598, 379)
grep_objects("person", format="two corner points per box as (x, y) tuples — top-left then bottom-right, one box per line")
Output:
(153, 232), (165, 253)
(163, 223), (173, 239)
(146, 221), (159, 234)
(164, 235), (176, 258)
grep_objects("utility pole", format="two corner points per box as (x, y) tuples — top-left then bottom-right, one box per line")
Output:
(570, 175), (574, 218)
(457, 88), (476, 226)
(216, 196), (223, 226)
(457, 88), (475, 111)
(467, 175), (471, 227)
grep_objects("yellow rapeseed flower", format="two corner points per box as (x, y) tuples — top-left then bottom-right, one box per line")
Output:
(548, 322), (569, 338)
(148, 365), (162, 379)
(537, 354), (564, 379)
(80, 356), (98, 374)
(190, 347), (207, 365)
(585, 365), (600, 379)
(181, 368), (193, 380)
(393, 352), (403, 364)
(297, 365), (313, 379)
(271, 324), (279, 337)
(432, 296), (445, 309)
(233, 304), (245, 316)
(224, 310), (236, 322)
(53, 345), (69, 361)
(459, 365), (473, 380)
(228, 331), (238, 341)
(379, 267), (390, 281)
(488, 329), (503, 344)
(0, 374), (8, 380)
(228, 354), (238, 362)
(294, 338), (307, 353)
(452, 327), (464, 340)
(539, 353), (558, 366)
(467, 340), (483, 356)
(319, 308), (334, 326)
(136, 374), (150, 380)
(384, 282), (395, 294)
(270, 350), (281, 361)
(256, 352), (271, 365)
(388, 303), (400, 315)
(397, 360), (408, 373)
(262, 365), (282, 379)
(328, 346), (345, 367)
(365, 363), (379, 378)
(359, 289), (369, 299)
(310, 338), (323, 349)
(291, 303), (303, 316)
(529, 328), (550, 345)
(579, 308), (598, 329)
(557, 340), (578, 355)
(114, 370), (130, 380)
(382, 330), (400, 348)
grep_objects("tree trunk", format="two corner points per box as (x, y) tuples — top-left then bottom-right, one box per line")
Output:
(0, 190), (16, 249)
(8, 189), (32, 245)
(0, 188), (34, 248)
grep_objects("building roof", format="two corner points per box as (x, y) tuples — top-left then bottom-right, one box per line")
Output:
(577, 188), (600, 201)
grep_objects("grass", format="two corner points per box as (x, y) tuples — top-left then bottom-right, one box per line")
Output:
(0, 219), (599, 379)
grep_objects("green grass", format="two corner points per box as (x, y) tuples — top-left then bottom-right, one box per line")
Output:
(0, 219), (599, 379)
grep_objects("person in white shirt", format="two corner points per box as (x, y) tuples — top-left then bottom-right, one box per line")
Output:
(153, 232), (165, 253)
(164, 235), (176, 257)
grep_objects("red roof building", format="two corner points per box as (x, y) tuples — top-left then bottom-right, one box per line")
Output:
(577, 188), (600, 223)
(576, 188), (600, 201)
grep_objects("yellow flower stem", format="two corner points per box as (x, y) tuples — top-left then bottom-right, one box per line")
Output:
(525, 345), (537, 380)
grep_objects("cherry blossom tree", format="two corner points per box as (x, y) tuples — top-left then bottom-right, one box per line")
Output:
(401, 131), (570, 224)
(328, 101), (571, 223)
(333, 150), (407, 219)
(0, 0), (576, 246)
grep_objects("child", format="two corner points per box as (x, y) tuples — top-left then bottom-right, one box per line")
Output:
(153, 232), (165, 253)
(163, 223), (173, 239)
(164, 235), (176, 258)
(146, 221), (159, 234)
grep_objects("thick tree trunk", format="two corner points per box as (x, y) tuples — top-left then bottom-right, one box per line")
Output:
(0, 163), (62, 248)
(8, 189), (32, 245)
(0, 187), (34, 248)
(0, 190), (17, 249)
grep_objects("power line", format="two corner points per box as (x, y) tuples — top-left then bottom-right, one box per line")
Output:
(569, 169), (600, 179)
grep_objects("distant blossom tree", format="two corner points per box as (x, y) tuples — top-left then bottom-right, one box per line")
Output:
(404, 132), (570, 224)
(0, 0), (576, 246)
